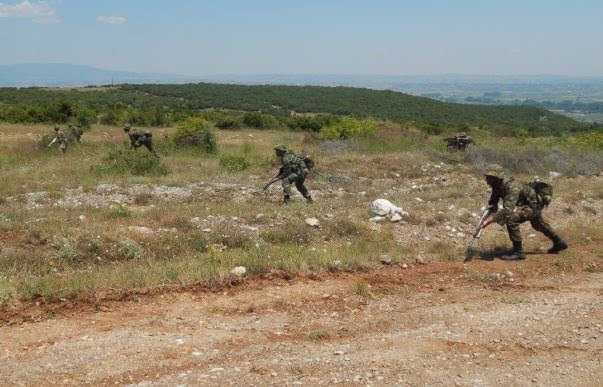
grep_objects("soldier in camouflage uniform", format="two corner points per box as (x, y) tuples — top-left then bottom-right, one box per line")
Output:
(123, 124), (158, 158)
(481, 164), (568, 260)
(269, 145), (313, 204)
(50, 125), (68, 157)
(68, 124), (83, 143)
(444, 132), (474, 151)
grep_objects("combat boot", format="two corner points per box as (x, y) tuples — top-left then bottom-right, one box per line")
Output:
(548, 237), (568, 254)
(283, 196), (292, 205)
(502, 242), (526, 260)
(305, 196), (314, 204)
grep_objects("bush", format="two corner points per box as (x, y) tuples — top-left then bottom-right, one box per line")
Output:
(242, 112), (278, 129)
(91, 149), (168, 176)
(219, 155), (251, 172)
(321, 117), (377, 140)
(173, 117), (217, 153)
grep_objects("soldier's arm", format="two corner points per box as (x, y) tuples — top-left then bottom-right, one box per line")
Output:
(494, 184), (521, 225)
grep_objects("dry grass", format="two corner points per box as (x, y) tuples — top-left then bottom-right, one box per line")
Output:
(0, 122), (602, 305)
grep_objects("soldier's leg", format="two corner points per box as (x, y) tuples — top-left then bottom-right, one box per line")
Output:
(143, 141), (158, 157)
(294, 177), (313, 203)
(530, 214), (568, 253)
(503, 206), (531, 260)
(281, 174), (296, 203)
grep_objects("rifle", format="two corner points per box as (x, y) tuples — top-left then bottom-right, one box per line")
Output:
(48, 137), (57, 147)
(263, 167), (285, 190)
(464, 207), (494, 261)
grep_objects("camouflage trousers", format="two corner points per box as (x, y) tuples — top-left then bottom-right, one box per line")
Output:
(506, 205), (558, 243)
(281, 173), (310, 200)
(133, 140), (158, 157)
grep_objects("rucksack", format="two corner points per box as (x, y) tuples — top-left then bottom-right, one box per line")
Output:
(530, 181), (553, 207)
(300, 152), (314, 170)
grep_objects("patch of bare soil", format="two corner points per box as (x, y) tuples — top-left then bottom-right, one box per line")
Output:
(1, 259), (601, 386)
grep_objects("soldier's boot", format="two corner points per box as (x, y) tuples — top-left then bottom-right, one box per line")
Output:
(548, 236), (568, 254)
(305, 195), (314, 204)
(502, 242), (526, 260)
(283, 195), (292, 204)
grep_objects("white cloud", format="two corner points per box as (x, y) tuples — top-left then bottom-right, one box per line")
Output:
(0, 0), (57, 23)
(97, 15), (126, 25)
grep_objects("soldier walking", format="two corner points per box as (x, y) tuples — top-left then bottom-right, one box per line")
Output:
(68, 124), (83, 143)
(264, 145), (313, 204)
(123, 124), (158, 158)
(49, 125), (68, 158)
(480, 164), (567, 260)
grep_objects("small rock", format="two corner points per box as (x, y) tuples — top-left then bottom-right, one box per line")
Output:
(334, 350), (344, 355)
(390, 213), (402, 222)
(380, 255), (392, 265)
(191, 352), (202, 357)
(549, 171), (562, 180)
(175, 338), (184, 345)
(255, 213), (264, 220)
(128, 226), (153, 234)
(415, 256), (425, 265)
(528, 234), (536, 239)
(328, 260), (341, 272)
(78, 215), (87, 222)
(402, 264), (408, 269)
(369, 216), (386, 223)
(305, 217), (320, 227)
(505, 271), (514, 277)
(325, 213), (334, 219)
(415, 197), (424, 203)
(230, 266), (246, 276)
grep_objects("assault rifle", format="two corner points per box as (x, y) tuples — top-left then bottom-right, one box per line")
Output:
(464, 206), (495, 261)
(263, 167), (285, 190)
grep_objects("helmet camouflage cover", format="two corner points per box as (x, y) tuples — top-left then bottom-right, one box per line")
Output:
(274, 144), (287, 152)
(484, 164), (505, 179)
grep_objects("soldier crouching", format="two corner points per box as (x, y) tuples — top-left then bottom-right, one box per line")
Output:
(480, 164), (567, 260)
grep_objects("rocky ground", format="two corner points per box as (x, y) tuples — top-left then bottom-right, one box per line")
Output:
(1, 261), (601, 386)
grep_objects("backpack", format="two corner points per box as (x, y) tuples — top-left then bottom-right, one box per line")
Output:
(530, 181), (553, 207)
(299, 152), (314, 170)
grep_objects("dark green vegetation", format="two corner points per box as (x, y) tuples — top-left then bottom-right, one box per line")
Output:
(0, 83), (597, 136)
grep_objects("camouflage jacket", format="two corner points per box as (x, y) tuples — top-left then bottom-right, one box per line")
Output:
(281, 151), (308, 177)
(488, 177), (541, 225)
(55, 130), (67, 144)
(128, 129), (151, 146)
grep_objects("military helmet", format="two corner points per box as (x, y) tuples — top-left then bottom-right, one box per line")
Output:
(458, 132), (468, 137)
(274, 144), (287, 153)
(484, 164), (505, 179)
(123, 123), (131, 131)
(54, 125), (59, 131)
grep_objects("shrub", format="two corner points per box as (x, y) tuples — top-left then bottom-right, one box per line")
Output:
(320, 117), (377, 140)
(117, 238), (143, 260)
(91, 149), (168, 176)
(242, 112), (278, 129)
(173, 117), (217, 153)
(219, 155), (251, 172)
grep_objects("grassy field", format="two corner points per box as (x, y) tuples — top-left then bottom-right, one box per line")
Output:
(0, 122), (602, 307)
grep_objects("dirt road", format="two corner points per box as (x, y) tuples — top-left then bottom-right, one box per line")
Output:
(1, 260), (601, 386)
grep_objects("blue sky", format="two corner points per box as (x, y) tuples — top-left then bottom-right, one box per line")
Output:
(1, 0), (602, 76)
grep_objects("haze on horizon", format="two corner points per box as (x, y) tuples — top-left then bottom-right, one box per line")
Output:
(1, 0), (602, 77)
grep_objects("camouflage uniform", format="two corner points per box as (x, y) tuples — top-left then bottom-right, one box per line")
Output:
(276, 145), (312, 203)
(486, 165), (567, 259)
(123, 124), (158, 158)
(69, 124), (83, 143)
(445, 132), (474, 151)
(53, 126), (68, 155)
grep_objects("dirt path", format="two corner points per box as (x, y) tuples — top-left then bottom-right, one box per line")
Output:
(1, 260), (601, 386)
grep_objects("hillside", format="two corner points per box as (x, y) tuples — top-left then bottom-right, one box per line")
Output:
(0, 83), (590, 136)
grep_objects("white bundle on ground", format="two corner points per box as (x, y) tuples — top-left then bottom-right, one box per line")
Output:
(370, 199), (408, 222)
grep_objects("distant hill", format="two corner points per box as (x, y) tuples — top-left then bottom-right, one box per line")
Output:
(0, 82), (591, 135)
(0, 63), (192, 87)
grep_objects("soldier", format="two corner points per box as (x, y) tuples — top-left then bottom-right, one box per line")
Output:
(68, 124), (83, 143)
(445, 132), (474, 151)
(264, 145), (313, 204)
(49, 125), (68, 158)
(123, 123), (158, 158)
(481, 164), (567, 260)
